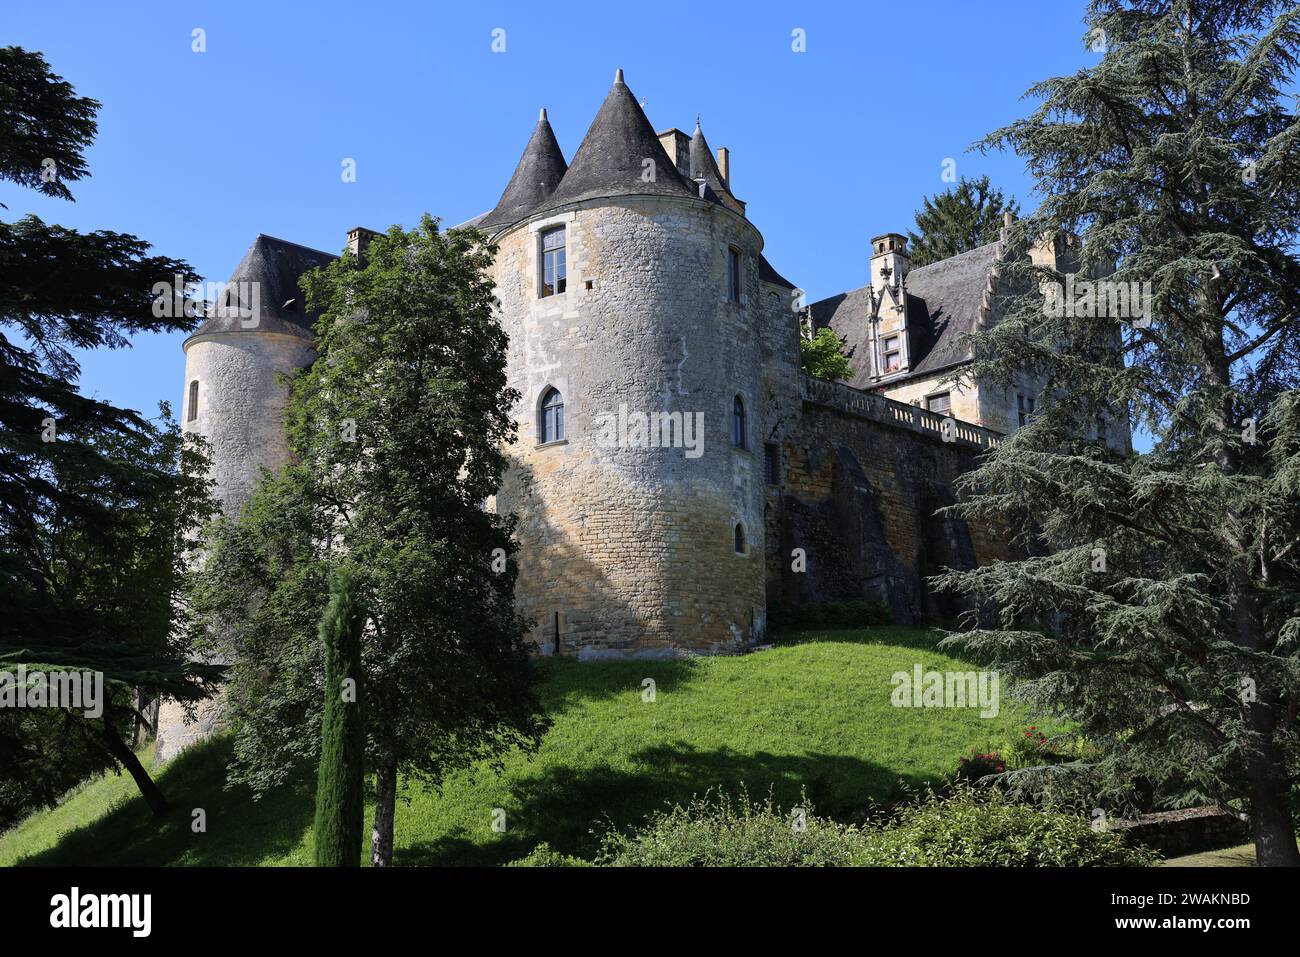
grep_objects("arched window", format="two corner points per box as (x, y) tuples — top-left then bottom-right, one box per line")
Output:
(187, 380), (199, 422)
(539, 387), (564, 443)
(732, 395), (747, 449)
(734, 523), (746, 555)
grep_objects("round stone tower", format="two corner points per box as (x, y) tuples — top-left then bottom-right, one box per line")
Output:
(155, 235), (334, 762)
(487, 71), (767, 658)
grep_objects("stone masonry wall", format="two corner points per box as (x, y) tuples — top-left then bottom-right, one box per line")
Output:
(491, 195), (768, 658)
(767, 375), (1015, 625)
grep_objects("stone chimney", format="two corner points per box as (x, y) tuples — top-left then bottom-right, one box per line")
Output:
(716, 147), (730, 187)
(347, 226), (382, 259)
(870, 232), (911, 293)
(656, 129), (691, 178)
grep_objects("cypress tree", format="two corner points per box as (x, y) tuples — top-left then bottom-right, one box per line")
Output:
(313, 566), (366, 867)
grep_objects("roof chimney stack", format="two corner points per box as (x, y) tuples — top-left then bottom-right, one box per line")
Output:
(716, 147), (730, 187)
(347, 226), (381, 259)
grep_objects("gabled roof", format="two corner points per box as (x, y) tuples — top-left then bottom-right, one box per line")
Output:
(188, 234), (337, 341)
(810, 240), (1002, 390)
(538, 70), (697, 212)
(480, 108), (568, 228)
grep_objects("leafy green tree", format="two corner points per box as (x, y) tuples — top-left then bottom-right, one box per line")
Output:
(313, 566), (366, 867)
(907, 174), (1020, 266)
(0, 46), (216, 819)
(800, 325), (854, 382)
(939, 0), (1300, 865)
(191, 217), (548, 865)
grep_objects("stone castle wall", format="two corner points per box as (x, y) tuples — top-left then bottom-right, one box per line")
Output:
(766, 375), (1015, 625)
(156, 330), (317, 763)
(491, 196), (768, 657)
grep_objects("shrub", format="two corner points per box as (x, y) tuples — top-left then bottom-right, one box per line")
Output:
(505, 842), (592, 867)
(956, 750), (1006, 782)
(854, 786), (1159, 867)
(596, 789), (869, 867)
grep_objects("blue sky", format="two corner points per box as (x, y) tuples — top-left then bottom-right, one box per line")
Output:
(5, 0), (1104, 421)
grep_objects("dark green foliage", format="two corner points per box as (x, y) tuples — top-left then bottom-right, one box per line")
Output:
(907, 175), (1020, 266)
(596, 790), (870, 867)
(312, 567), (365, 867)
(191, 216), (548, 864)
(505, 843), (592, 867)
(0, 47), (214, 819)
(0, 46), (97, 200)
(768, 599), (892, 631)
(939, 0), (1300, 864)
(799, 326), (854, 382)
(855, 786), (1159, 867)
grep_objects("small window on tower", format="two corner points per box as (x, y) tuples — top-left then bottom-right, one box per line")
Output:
(926, 392), (951, 415)
(882, 335), (901, 373)
(541, 226), (566, 297)
(727, 248), (742, 303)
(764, 443), (781, 484)
(1017, 393), (1036, 427)
(734, 523), (747, 555)
(187, 380), (199, 422)
(732, 395), (747, 449)
(539, 387), (564, 443)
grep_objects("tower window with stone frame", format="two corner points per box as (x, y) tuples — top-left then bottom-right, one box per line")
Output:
(540, 226), (566, 297)
(734, 522), (747, 555)
(539, 387), (564, 443)
(727, 247), (741, 303)
(732, 395), (747, 449)
(187, 380), (198, 423)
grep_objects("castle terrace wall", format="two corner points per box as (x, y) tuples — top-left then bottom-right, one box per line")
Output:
(766, 375), (1014, 625)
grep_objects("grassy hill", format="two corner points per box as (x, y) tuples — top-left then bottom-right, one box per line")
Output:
(1, 627), (1038, 867)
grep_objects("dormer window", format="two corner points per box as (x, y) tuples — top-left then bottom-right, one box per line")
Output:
(541, 227), (566, 297)
(727, 248), (741, 303)
(882, 335), (902, 373)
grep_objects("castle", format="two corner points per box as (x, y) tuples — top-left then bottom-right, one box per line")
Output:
(155, 70), (1129, 761)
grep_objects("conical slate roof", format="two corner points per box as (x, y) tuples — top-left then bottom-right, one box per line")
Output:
(689, 121), (729, 199)
(188, 234), (337, 341)
(480, 108), (569, 228)
(539, 70), (697, 211)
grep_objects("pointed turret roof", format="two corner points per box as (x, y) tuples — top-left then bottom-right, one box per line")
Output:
(689, 119), (729, 198)
(539, 69), (697, 212)
(481, 107), (569, 228)
(187, 234), (336, 342)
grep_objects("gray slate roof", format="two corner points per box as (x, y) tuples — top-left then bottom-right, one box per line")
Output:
(188, 234), (337, 341)
(538, 70), (697, 212)
(689, 123), (729, 199)
(810, 240), (1002, 390)
(480, 109), (569, 228)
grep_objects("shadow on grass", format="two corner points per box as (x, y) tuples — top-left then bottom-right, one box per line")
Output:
(17, 736), (315, 867)
(401, 742), (930, 866)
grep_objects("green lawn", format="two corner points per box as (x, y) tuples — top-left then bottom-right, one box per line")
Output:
(1, 627), (1036, 867)
(1162, 844), (1256, 867)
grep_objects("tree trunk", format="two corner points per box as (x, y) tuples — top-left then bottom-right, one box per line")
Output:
(370, 755), (397, 867)
(100, 712), (169, 818)
(1248, 762), (1300, 866)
